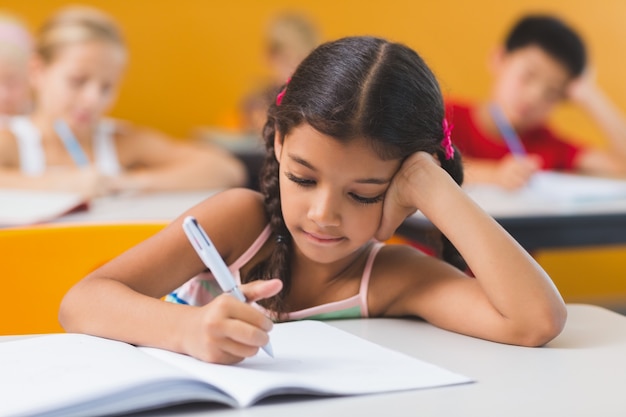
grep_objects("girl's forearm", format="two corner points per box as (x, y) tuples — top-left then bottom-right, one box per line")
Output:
(59, 277), (192, 354)
(414, 165), (566, 326)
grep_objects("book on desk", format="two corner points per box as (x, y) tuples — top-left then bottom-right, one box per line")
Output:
(0, 189), (88, 227)
(0, 320), (471, 417)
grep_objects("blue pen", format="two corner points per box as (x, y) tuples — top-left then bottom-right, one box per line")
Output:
(489, 103), (527, 157)
(182, 216), (274, 358)
(54, 119), (90, 168)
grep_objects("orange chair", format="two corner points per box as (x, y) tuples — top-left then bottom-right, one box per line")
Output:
(0, 222), (166, 335)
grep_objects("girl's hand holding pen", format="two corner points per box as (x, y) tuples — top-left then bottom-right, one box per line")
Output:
(180, 279), (282, 365)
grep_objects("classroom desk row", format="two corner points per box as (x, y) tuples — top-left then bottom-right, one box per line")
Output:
(3, 304), (625, 417)
(398, 176), (626, 252)
(55, 190), (218, 224)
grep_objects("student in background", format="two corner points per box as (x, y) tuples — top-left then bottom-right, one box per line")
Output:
(0, 12), (32, 117)
(0, 6), (246, 197)
(61, 36), (566, 365)
(239, 12), (321, 137)
(448, 14), (626, 189)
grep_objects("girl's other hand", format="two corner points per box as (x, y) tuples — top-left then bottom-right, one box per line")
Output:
(180, 279), (282, 364)
(375, 152), (439, 241)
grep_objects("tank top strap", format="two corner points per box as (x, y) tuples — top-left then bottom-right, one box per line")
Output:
(358, 242), (385, 317)
(229, 225), (272, 272)
(9, 116), (45, 175)
(93, 118), (122, 176)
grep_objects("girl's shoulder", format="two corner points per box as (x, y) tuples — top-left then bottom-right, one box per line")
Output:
(367, 243), (467, 316)
(186, 188), (269, 263)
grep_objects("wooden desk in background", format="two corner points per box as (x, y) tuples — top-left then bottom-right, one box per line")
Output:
(3, 304), (625, 417)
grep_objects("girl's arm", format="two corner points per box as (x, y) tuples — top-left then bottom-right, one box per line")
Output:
(376, 152), (567, 346)
(59, 188), (281, 364)
(111, 124), (247, 192)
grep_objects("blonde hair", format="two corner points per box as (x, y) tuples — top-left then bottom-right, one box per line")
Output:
(36, 6), (125, 63)
(266, 12), (320, 62)
(0, 12), (33, 63)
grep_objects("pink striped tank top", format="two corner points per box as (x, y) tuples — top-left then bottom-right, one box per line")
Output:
(166, 225), (384, 321)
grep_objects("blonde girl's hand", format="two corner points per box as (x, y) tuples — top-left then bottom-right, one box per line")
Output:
(44, 167), (110, 198)
(375, 151), (441, 242)
(181, 279), (282, 364)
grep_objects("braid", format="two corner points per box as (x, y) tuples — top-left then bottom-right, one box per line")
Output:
(242, 115), (292, 317)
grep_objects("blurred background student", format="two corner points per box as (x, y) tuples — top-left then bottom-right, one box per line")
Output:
(0, 5), (246, 197)
(0, 12), (32, 118)
(238, 11), (321, 138)
(446, 14), (626, 189)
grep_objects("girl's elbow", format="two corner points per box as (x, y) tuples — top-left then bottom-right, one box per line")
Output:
(516, 305), (568, 347)
(58, 286), (84, 332)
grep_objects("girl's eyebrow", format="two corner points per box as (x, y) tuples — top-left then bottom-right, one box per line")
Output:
(288, 153), (392, 185)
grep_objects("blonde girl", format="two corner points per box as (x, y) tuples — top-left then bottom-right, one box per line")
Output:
(0, 6), (246, 196)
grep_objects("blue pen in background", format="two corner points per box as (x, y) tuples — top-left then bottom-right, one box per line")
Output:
(489, 103), (527, 157)
(54, 119), (90, 168)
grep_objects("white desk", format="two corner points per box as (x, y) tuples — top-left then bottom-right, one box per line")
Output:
(6, 304), (619, 417)
(56, 190), (217, 224)
(399, 174), (626, 252)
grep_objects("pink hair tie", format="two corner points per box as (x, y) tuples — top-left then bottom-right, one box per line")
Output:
(275, 77), (291, 106)
(441, 118), (454, 160)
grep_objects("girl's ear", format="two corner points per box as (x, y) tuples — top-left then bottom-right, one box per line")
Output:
(273, 129), (283, 163)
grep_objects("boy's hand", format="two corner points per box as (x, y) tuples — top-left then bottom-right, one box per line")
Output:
(567, 67), (598, 105)
(494, 154), (541, 189)
(182, 279), (282, 364)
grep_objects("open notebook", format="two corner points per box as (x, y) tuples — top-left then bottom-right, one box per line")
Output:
(1, 321), (472, 417)
(0, 189), (88, 227)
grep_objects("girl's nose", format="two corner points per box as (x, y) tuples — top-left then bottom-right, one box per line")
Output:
(307, 188), (341, 228)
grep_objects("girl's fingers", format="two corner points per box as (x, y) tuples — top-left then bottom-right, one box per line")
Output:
(240, 278), (283, 303)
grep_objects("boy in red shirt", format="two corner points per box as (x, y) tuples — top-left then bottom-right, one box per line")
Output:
(448, 15), (626, 189)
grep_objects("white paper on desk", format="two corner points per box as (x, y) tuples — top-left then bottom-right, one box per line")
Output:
(526, 172), (626, 202)
(0, 189), (88, 226)
(0, 321), (472, 417)
(464, 172), (626, 216)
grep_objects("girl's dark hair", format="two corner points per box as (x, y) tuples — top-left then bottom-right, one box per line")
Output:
(245, 36), (464, 315)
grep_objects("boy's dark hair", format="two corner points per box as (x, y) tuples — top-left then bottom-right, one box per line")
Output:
(246, 36), (464, 316)
(505, 15), (586, 77)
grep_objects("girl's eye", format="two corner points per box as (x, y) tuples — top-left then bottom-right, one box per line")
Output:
(286, 172), (315, 187)
(349, 193), (384, 205)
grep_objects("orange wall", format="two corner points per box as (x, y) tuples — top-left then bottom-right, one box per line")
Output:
(4, 0), (626, 143)
(5, 0), (626, 306)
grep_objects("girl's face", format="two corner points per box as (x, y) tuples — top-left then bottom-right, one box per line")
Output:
(274, 123), (400, 264)
(32, 40), (126, 132)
